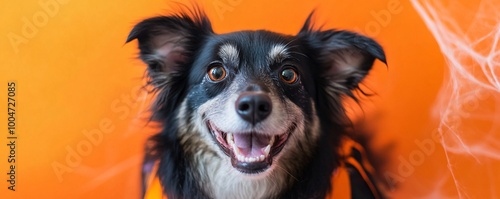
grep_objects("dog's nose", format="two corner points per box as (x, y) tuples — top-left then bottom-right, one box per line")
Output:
(235, 92), (272, 124)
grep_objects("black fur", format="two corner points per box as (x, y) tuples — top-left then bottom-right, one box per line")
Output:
(127, 8), (385, 199)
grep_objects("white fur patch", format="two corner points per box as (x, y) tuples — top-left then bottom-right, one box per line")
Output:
(218, 43), (239, 64)
(267, 44), (288, 64)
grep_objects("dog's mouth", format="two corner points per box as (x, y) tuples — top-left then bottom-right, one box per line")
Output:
(207, 121), (295, 174)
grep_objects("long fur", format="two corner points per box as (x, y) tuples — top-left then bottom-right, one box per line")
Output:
(127, 8), (386, 199)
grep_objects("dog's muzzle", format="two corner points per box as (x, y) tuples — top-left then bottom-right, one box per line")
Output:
(206, 91), (294, 174)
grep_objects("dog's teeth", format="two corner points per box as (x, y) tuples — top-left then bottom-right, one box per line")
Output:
(263, 145), (271, 157)
(236, 155), (266, 163)
(237, 154), (245, 162)
(233, 145), (242, 155)
(269, 136), (275, 145)
(227, 133), (234, 147)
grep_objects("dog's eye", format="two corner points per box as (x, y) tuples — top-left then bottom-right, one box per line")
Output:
(208, 64), (227, 82)
(280, 68), (298, 84)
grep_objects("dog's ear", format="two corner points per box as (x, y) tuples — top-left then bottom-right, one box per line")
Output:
(126, 12), (213, 86)
(126, 11), (213, 120)
(298, 14), (386, 94)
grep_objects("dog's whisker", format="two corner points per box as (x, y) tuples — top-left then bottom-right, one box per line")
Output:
(275, 164), (299, 182)
(201, 110), (224, 121)
(289, 51), (309, 59)
(282, 38), (297, 49)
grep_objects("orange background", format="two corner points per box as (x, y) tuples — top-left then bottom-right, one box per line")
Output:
(1, 0), (498, 198)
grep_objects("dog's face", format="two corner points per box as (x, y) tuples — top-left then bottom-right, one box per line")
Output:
(128, 11), (385, 198)
(185, 31), (322, 175)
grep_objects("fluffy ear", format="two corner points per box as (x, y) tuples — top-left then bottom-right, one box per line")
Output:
(299, 14), (386, 94)
(126, 11), (213, 87)
(126, 11), (213, 121)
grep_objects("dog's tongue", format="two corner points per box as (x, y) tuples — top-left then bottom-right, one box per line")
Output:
(233, 133), (270, 157)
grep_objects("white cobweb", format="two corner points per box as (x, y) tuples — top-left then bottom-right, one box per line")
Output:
(410, 0), (500, 198)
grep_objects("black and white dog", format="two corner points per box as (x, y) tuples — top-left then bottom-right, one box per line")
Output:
(127, 8), (386, 199)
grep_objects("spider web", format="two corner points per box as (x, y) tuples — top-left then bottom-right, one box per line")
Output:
(410, 0), (500, 198)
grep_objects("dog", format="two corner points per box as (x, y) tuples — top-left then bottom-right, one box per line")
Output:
(127, 8), (386, 199)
